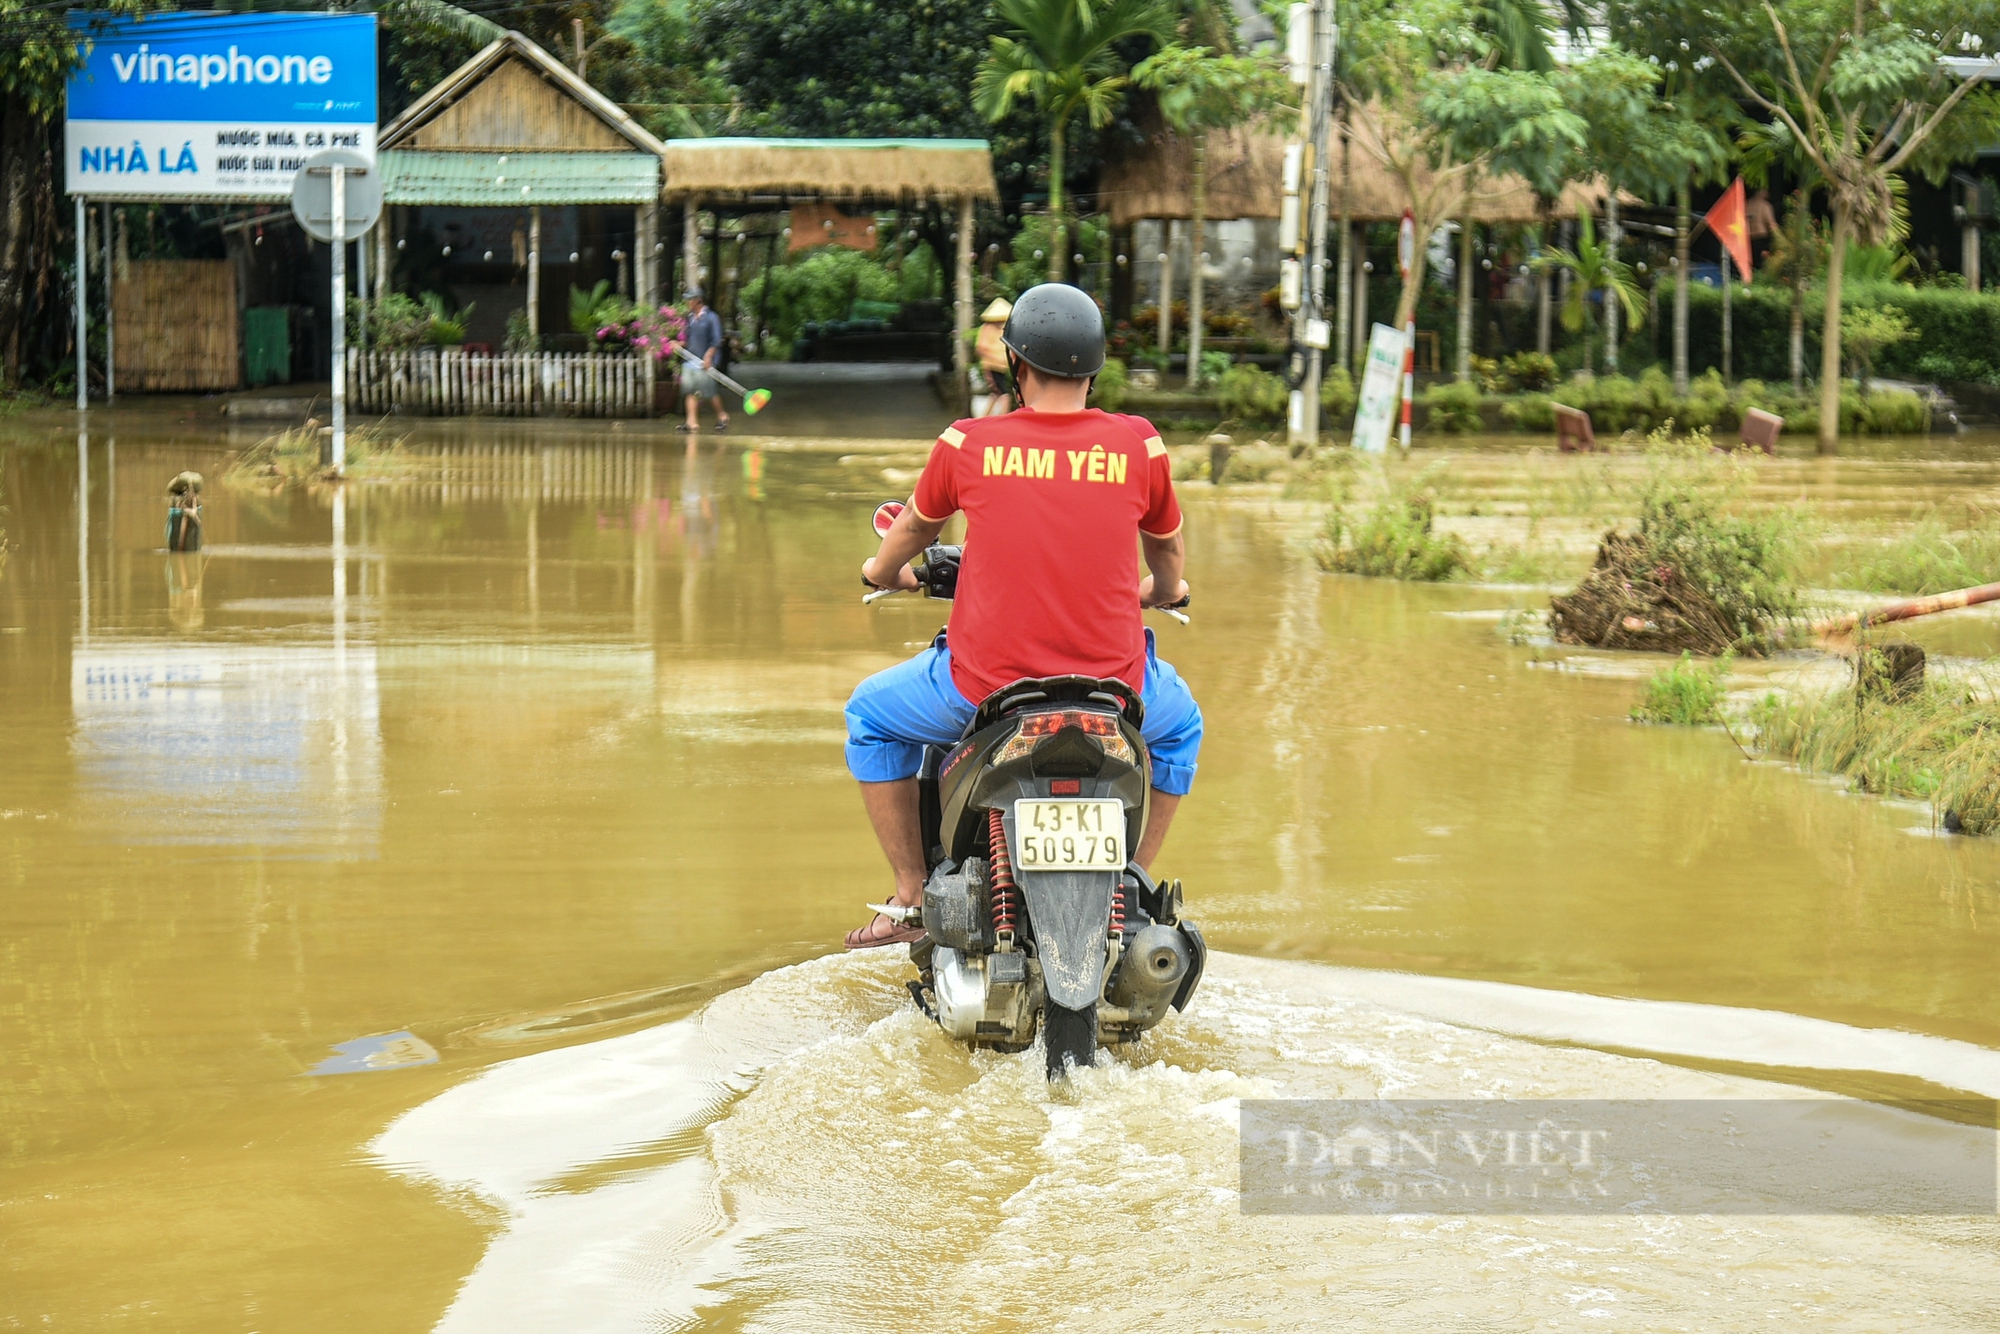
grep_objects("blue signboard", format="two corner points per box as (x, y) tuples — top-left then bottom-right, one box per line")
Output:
(66, 11), (377, 201)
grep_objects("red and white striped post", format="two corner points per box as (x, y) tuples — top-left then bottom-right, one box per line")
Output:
(1397, 211), (1416, 449)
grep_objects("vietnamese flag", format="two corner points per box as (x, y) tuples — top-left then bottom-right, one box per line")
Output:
(1706, 178), (1753, 282)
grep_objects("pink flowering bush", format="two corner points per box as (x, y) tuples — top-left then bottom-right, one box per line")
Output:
(597, 304), (689, 360)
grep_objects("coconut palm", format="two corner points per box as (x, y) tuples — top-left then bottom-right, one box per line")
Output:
(1537, 207), (1644, 377)
(1134, 45), (1290, 387)
(975, 0), (1178, 284)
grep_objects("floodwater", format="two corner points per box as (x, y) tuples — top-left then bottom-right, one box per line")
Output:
(4, 401), (2000, 1331)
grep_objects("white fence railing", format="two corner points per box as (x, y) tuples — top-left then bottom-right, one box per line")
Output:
(345, 349), (657, 417)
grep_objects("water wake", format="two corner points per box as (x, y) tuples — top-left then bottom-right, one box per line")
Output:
(374, 952), (2000, 1332)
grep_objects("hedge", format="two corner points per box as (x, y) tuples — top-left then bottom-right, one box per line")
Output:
(1675, 281), (2000, 387)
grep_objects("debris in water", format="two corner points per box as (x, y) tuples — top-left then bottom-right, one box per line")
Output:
(1550, 531), (1750, 656)
(306, 1030), (439, 1075)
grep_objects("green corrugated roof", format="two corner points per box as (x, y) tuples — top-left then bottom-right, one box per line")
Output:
(662, 138), (992, 152)
(381, 150), (659, 206)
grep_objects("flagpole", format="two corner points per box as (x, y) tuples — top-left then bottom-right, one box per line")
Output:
(1721, 250), (1733, 385)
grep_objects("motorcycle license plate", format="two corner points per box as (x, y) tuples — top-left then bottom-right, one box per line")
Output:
(1013, 799), (1126, 870)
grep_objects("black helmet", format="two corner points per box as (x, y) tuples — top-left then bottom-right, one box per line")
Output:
(1001, 283), (1105, 378)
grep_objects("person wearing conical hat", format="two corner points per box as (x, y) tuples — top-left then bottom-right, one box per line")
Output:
(974, 298), (1013, 416)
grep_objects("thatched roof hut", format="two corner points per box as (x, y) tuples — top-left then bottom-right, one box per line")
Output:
(661, 138), (998, 206)
(1099, 113), (1615, 226)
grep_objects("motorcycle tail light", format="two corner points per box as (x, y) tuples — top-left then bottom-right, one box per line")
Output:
(993, 710), (1135, 765)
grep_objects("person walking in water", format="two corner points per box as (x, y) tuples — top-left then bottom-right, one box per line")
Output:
(843, 283), (1201, 948)
(974, 298), (1014, 416)
(678, 287), (729, 433)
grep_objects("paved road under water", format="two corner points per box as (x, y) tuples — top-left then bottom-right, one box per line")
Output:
(4, 406), (2000, 1329)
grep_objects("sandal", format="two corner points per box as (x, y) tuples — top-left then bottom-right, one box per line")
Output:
(675, 423), (695, 433)
(844, 900), (926, 950)
(715, 419), (730, 433)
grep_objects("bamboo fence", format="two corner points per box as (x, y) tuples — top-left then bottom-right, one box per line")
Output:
(346, 348), (658, 417)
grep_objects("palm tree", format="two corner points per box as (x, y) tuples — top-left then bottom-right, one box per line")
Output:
(1537, 208), (1644, 377)
(975, 0), (1177, 284)
(1133, 45), (1289, 388)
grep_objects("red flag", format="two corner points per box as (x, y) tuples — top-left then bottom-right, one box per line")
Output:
(1705, 178), (1753, 283)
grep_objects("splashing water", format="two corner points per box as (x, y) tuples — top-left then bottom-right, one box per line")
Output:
(374, 952), (2000, 1332)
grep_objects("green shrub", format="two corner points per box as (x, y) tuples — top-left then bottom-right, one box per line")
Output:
(1632, 652), (1732, 724)
(1216, 363), (1288, 423)
(1502, 350), (1559, 391)
(1420, 379), (1483, 432)
(1091, 357), (1129, 412)
(1316, 469), (1472, 581)
(1219, 442), (1290, 483)
(350, 294), (430, 350)
(739, 248), (900, 348)
(1501, 392), (1555, 431)
(1321, 366), (1357, 427)
(1635, 430), (1803, 638)
(995, 214), (1109, 298)
(421, 291), (474, 344)
(1681, 280), (2000, 387)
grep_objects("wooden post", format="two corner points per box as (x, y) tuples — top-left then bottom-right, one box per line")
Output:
(954, 195), (974, 410)
(375, 209), (389, 304)
(638, 201), (659, 304)
(1157, 224), (1174, 358)
(1455, 219), (1473, 382)
(683, 197), (701, 295)
(102, 203), (114, 401)
(1964, 222), (1982, 293)
(528, 206), (542, 343)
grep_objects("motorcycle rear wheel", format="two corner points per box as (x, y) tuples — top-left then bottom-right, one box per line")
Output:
(1042, 1003), (1098, 1080)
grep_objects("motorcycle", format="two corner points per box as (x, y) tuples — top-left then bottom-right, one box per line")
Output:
(862, 501), (1205, 1080)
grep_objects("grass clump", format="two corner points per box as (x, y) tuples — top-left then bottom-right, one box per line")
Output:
(1821, 504), (2000, 595)
(1754, 662), (2000, 834)
(1316, 468), (1472, 581)
(1632, 651), (1733, 724)
(225, 423), (405, 489)
(1550, 426), (1802, 654)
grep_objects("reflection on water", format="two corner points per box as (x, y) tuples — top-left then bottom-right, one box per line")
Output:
(4, 407), (2000, 1331)
(72, 640), (382, 852)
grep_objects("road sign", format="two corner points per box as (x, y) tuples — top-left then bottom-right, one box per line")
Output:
(291, 150), (381, 242)
(65, 12), (376, 201)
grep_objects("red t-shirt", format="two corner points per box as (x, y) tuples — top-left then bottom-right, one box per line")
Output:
(912, 407), (1182, 705)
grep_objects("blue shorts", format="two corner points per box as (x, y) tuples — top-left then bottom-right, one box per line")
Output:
(844, 629), (1202, 796)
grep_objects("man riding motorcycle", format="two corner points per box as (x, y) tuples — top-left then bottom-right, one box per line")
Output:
(845, 283), (1202, 948)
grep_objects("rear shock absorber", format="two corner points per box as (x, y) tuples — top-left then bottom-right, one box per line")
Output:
(987, 807), (1019, 948)
(1109, 878), (1126, 941)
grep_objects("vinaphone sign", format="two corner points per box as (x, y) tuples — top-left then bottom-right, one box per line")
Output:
(65, 11), (377, 201)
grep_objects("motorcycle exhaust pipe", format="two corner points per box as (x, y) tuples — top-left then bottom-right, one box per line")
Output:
(1105, 923), (1192, 1031)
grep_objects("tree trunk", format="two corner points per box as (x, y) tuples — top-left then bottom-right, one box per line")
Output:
(0, 96), (55, 387)
(1188, 131), (1206, 390)
(1673, 182), (1691, 395)
(1455, 219), (1473, 381)
(1605, 194), (1621, 373)
(1789, 278), (1805, 394)
(1582, 305), (1595, 377)
(1048, 119), (1066, 285)
(1720, 251), (1733, 383)
(1818, 206), (1852, 454)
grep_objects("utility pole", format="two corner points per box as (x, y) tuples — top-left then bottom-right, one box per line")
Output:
(1286, 0), (1335, 448)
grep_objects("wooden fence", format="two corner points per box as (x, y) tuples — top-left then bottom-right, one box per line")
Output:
(116, 261), (239, 390)
(346, 349), (657, 417)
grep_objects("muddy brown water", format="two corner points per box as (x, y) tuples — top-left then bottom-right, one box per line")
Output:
(5, 407), (2000, 1330)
